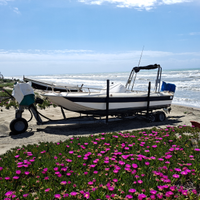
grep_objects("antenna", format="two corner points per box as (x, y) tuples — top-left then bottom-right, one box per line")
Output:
(138, 45), (145, 67)
(125, 46), (145, 90)
(129, 46), (145, 90)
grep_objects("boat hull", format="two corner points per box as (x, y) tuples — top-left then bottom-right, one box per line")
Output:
(43, 92), (173, 116)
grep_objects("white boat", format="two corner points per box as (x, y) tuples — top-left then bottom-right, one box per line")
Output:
(23, 76), (82, 92)
(42, 64), (176, 119)
(0, 72), (4, 79)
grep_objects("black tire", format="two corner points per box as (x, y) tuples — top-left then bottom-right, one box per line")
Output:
(156, 111), (166, 122)
(147, 114), (156, 122)
(10, 118), (28, 134)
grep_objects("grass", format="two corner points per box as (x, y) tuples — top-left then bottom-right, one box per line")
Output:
(0, 79), (16, 88)
(0, 126), (200, 199)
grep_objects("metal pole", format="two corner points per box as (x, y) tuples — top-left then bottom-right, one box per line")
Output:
(106, 80), (109, 124)
(29, 104), (43, 125)
(61, 107), (66, 119)
(146, 82), (151, 117)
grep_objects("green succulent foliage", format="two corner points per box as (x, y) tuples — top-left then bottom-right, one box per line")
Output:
(0, 126), (200, 199)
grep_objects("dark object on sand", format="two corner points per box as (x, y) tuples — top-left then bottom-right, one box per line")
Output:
(190, 121), (200, 128)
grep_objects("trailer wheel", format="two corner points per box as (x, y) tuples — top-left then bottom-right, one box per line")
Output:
(10, 118), (28, 134)
(156, 111), (166, 122)
(147, 114), (156, 122)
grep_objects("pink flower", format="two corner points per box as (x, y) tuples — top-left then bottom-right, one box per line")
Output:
(23, 194), (29, 198)
(138, 180), (143, 184)
(174, 168), (181, 172)
(132, 163), (138, 168)
(54, 194), (61, 199)
(138, 194), (146, 199)
(194, 148), (200, 151)
(60, 181), (67, 185)
(113, 179), (118, 182)
(157, 193), (163, 199)
(88, 181), (93, 185)
(165, 191), (173, 197)
(84, 192), (90, 199)
(108, 187), (114, 191)
(5, 191), (13, 197)
(70, 192), (77, 196)
(181, 171), (188, 175)
(24, 171), (30, 175)
(173, 174), (180, 178)
(0, 167), (3, 171)
(13, 176), (19, 180)
(192, 189), (197, 194)
(125, 194), (133, 199)
(170, 186), (177, 191)
(45, 188), (50, 192)
(129, 188), (136, 193)
(122, 155), (129, 159)
(182, 190), (188, 196)
(135, 175), (140, 179)
(54, 167), (59, 171)
(150, 190), (157, 194)
(61, 167), (67, 171)
(119, 161), (125, 165)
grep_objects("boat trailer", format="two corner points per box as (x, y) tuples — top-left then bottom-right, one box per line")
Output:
(9, 80), (169, 135)
(10, 102), (168, 135)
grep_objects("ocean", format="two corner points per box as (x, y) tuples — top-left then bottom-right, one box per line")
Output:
(7, 68), (200, 109)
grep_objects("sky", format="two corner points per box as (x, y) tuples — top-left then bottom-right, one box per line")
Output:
(0, 0), (200, 76)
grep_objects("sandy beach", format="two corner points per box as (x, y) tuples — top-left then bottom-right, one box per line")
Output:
(0, 104), (200, 156)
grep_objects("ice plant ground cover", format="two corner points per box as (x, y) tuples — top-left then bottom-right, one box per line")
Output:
(0, 126), (200, 200)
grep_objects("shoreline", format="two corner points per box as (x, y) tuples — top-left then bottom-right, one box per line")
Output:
(0, 104), (200, 156)
(172, 103), (200, 111)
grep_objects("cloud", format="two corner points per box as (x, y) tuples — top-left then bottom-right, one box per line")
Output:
(13, 7), (20, 14)
(162, 0), (192, 4)
(0, 0), (14, 5)
(189, 32), (200, 36)
(78, 0), (194, 10)
(1, 49), (200, 76)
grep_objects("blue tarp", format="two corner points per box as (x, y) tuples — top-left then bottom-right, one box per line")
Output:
(161, 81), (176, 93)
